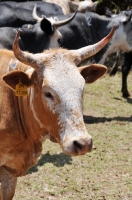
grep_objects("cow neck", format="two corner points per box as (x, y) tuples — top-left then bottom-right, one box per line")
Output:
(2, 84), (49, 177)
(18, 87), (48, 141)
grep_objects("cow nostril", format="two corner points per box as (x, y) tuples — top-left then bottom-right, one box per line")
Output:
(73, 138), (93, 154)
(73, 141), (83, 152)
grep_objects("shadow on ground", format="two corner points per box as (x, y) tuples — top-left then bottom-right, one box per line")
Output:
(84, 115), (132, 124)
(28, 152), (72, 174)
(114, 97), (132, 104)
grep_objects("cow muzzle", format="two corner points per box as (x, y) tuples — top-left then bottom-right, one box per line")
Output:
(62, 136), (93, 156)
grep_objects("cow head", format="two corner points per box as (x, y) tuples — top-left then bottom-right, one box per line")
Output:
(69, 0), (98, 13)
(3, 27), (115, 156)
(121, 10), (132, 50)
(32, 4), (77, 49)
(113, 10), (132, 52)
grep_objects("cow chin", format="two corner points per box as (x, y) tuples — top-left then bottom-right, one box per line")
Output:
(62, 136), (93, 156)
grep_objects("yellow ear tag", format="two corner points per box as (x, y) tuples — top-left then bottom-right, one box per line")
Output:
(15, 78), (28, 96)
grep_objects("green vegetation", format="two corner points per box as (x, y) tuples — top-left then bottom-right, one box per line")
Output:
(96, 0), (132, 14)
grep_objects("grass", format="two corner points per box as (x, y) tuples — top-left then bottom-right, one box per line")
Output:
(14, 70), (132, 200)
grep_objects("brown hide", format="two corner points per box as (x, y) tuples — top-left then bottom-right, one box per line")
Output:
(0, 24), (115, 199)
(0, 49), (107, 177)
(0, 50), (48, 177)
(0, 49), (107, 200)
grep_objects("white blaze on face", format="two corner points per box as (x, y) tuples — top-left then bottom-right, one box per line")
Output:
(47, 18), (62, 49)
(49, 30), (62, 49)
(42, 53), (87, 144)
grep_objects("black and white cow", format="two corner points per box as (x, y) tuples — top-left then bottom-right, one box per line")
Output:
(0, 12), (76, 53)
(108, 10), (132, 97)
(0, 3), (36, 27)
(0, 1), (63, 27)
(58, 11), (132, 63)
(110, 51), (132, 97)
(1, 1), (64, 17)
(54, 11), (132, 97)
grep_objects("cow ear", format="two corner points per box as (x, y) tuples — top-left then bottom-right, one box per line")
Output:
(40, 18), (54, 35)
(78, 64), (107, 83)
(119, 10), (132, 25)
(3, 70), (32, 91)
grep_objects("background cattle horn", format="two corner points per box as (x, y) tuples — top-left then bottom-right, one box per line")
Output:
(32, 4), (77, 27)
(32, 4), (42, 21)
(51, 11), (78, 28)
(74, 25), (116, 63)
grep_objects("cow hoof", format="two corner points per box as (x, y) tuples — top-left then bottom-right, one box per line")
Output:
(122, 92), (131, 98)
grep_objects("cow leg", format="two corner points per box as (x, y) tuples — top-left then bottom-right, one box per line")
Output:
(121, 52), (132, 97)
(0, 184), (2, 200)
(109, 51), (120, 76)
(0, 167), (17, 200)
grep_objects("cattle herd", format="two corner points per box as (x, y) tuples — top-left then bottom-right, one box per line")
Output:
(0, 0), (131, 199)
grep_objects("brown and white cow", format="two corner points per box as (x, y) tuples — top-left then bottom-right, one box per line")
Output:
(0, 26), (115, 199)
(45, 0), (98, 15)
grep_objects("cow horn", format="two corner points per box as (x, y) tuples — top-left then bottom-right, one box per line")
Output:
(52, 11), (77, 28)
(32, 4), (42, 21)
(32, 4), (77, 27)
(13, 30), (40, 71)
(72, 25), (116, 63)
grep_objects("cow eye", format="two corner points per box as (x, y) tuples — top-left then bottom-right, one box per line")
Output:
(44, 92), (53, 100)
(123, 20), (128, 25)
(58, 38), (62, 45)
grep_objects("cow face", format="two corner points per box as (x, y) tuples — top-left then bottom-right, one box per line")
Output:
(122, 10), (132, 50)
(39, 18), (62, 49)
(3, 52), (107, 156)
(69, 0), (98, 13)
(114, 10), (132, 51)
(32, 4), (77, 49)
